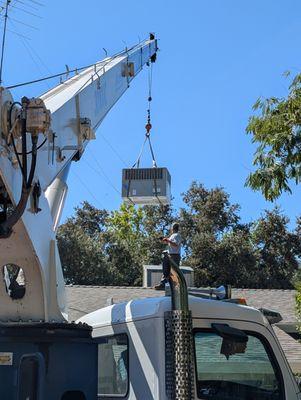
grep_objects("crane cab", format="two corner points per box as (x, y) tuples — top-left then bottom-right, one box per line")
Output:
(122, 167), (171, 205)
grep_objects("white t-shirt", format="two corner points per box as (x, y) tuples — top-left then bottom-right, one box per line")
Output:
(168, 232), (182, 255)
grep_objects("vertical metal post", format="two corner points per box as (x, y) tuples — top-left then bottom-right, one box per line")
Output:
(165, 254), (194, 399)
(0, 0), (10, 85)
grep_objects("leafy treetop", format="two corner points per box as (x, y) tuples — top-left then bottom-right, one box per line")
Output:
(247, 72), (301, 200)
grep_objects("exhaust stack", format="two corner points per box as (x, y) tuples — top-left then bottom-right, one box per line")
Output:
(165, 253), (194, 399)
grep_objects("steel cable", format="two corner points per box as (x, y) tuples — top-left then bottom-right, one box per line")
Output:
(6, 38), (148, 89)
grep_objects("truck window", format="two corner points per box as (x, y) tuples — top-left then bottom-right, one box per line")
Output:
(194, 330), (284, 400)
(98, 334), (128, 398)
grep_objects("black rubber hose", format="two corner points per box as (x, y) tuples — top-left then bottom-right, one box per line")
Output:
(0, 185), (31, 238)
(26, 135), (38, 188)
(8, 102), (25, 179)
(0, 135), (38, 237)
(21, 113), (27, 184)
(0, 107), (38, 237)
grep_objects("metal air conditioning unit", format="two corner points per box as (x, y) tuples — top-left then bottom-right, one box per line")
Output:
(143, 265), (194, 287)
(122, 167), (171, 205)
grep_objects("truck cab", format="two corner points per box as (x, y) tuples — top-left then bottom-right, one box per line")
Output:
(79, 294), (301, 400)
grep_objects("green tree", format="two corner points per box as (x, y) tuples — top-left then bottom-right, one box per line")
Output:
(179, 182), (255, 286)
(246, 73), (301, 200)
(251, 208), (301, 288)
(106, 203), (145, 285)
(141, 204), (175, 264)
(245, 73), (301, 319)
(57, 201), (175, 286)
(108, 203), (144, 243)
(57, 202), (111, 285)
(106, 202), (175, 284)
(179, 182), (300, 288)
(57, 185), (301, 289)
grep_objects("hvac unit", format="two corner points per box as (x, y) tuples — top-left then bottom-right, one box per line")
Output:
(122, 167), (171, 205)
(143, 265), (194, 288)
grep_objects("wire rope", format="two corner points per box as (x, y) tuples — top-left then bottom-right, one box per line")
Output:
(71, 170), (105, 210)
(0, 1), (42, 18)
(12, 0), (40, 11)
(9, 21), (50, 89)
(7, 15), (38, 30)
(6, 39), (148, 90)
(132, 136), (148, 168)
(23, 35), (52, 74)
(98, 133), (128, 166)
(71, 40), (147, 99)
(147, 135), (157, 168)
(27, 0), (44, 7)
(125, 57), (162, 205)
(84, 154), (121, 197)
(86, 148), (137, 206)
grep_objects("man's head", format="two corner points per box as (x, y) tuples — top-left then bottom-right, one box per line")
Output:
(172, 222), (179, 233)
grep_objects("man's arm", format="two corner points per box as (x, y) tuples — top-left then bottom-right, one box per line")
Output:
(162, 238), (178, 247)
(162, 235), (180, 248)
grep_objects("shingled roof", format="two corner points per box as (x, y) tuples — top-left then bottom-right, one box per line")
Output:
(66, 286), (301, 372)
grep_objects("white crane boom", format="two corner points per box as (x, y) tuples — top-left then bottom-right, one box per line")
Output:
(41, 38), (157, 190)
(0, 36), (158, 322)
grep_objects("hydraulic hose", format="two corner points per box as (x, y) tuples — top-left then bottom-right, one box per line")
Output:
(0, 185), (30, 238)
(21, 110), (27, 183)
(0, 107), (38, 238)
(26, 135), (38, 189)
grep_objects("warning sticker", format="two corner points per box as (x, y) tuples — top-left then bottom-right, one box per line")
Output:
(0, 352), (13, 366)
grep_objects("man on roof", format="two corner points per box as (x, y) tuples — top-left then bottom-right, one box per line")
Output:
(154, 222), (182, 290)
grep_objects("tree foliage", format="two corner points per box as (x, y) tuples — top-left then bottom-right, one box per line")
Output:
(179, 183), (301, 288)
(57, 202), (111, 285)
(57, 201), (174, 286)
(57, 184), (301, 289)
(246, 73), (301, 200)
(245, 73), (301, 322)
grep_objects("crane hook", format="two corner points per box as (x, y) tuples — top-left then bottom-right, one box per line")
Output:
(145, 122), (152, 137)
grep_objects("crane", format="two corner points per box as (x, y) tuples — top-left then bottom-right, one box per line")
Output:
(0, 34), (300, 400)
(0, 35), (158, 323)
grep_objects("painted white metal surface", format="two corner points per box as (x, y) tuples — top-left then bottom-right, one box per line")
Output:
(93, 315), (166, 399)
(40, 39), (157, 191)
(81, 296), (301, 400)
(0, 38), (157, 322)
(78, 295), (267, 328)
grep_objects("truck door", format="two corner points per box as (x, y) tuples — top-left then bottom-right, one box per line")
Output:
(17, 353), (45, 400)
(192, 320), (299, 400)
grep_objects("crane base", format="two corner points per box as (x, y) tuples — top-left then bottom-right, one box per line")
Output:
(0, 322), (97, 400)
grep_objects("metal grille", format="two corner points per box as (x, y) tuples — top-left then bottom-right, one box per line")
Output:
(124, 168), (163, 180)
(165, 310), (194, 400)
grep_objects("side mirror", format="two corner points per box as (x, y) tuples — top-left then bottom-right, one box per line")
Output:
(214, 285), (232, 300)
(212, 323), (248, 360)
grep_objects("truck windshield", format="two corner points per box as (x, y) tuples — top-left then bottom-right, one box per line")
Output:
(194, 331), (283, 400)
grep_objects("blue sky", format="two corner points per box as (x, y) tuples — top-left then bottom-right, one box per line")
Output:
(3, 0), (301, 225)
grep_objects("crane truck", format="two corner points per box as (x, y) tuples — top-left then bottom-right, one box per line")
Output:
(0, 34), (300, 400)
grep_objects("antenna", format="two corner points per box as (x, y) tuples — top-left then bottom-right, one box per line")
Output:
(0, 0), (10, 84)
